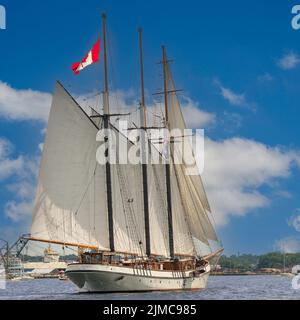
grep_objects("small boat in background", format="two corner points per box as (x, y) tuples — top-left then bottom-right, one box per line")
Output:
(58, 270), (68, 281)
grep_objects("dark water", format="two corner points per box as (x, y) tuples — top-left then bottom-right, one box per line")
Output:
(0, 276), (299, 300)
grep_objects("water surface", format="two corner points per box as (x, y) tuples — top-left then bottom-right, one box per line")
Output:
(0, 275), (299, 300)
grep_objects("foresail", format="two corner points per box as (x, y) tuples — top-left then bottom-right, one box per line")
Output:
(31, 82), (110, 250)
(166, 65), (219, 244)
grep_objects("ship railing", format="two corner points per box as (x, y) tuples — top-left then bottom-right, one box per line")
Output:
(132, 263), (152, 277)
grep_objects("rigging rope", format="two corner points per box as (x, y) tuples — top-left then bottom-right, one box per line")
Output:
(74, 164), (98, 217)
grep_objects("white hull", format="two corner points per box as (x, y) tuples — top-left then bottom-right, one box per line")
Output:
(66, 263), (210, 293)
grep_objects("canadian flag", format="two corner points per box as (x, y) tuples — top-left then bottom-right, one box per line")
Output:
(71, 39), (100, 75)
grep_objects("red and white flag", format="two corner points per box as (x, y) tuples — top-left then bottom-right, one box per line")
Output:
(71, 39), (100, 75)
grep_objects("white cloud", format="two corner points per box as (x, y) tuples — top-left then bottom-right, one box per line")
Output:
(77, 89), (215, 129)
(5, 200), (33, 222)
(180, 97), (215, 128)
(220, 86), (246, 106)
(38, 143), (44, 152)
(257, 73), (273, 82)
(288, 210), (300, 232)
(7, 181), (36, 199)
(278, 52), (300, 70)
(76, 89), (137, 115)
(216, 82), (256, 111)
(220, 112), (243, 132)
(0, 80), (215, 130)
(0, 137), (39, 223)
(201, 138), (300, 226)
(0, 138), (10, 159)
(214, 79), (256, 110)
(0, 81), (52, 121)
(0, 225), (30, 245)
(274, 190), (293, 199)
(4, 157), (38, 222)
(0, 156), (23, 180)
(274, 237), (300, 253)
(0, 138), (24, 180)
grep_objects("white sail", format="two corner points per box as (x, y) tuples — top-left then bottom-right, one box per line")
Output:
(110, 125), (171, 257)
(148, 144), (170, 257)
(146, 141), (195, 257)
(31, 82), (110, 250)
(170, 161), (196, 256)
(31, 72), (219, 258)
(109, 125), (146, 255)
(166, 65), (219, 243)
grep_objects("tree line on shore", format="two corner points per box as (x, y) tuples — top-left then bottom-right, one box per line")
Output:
(20, 254), (78, 262)
(219, 252), (300, 271)
(19, 252), (300, 271)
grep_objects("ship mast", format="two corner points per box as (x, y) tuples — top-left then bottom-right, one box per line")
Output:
(102, 13), (114, 252)
(138, 28), (151, 258)
(162, 46), (174, 259)
(138, 28), (147, 128)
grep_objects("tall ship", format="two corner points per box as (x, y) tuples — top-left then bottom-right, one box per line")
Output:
(27, 14), (223, 292)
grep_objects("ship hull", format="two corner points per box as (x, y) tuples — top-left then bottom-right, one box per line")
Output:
(66, 263), (210, 293)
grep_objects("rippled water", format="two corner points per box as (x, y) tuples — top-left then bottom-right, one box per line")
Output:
(0, 275), (299, 300)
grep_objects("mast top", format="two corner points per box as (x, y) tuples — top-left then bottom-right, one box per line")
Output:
(162, 45), (169, 126)
(102, 11), (110, 115)
(138, 27), (146, 127)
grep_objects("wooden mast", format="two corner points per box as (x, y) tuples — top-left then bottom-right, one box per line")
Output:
(138, 28), (147, 127)
(162, 46), (174, 259)
(102, 13), (114, 252)
(138, 28), (151, 258)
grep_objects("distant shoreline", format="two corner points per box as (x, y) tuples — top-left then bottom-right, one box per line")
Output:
(211, 273), (289, 276)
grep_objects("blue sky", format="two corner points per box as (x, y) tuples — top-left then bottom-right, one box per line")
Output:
(1, 0), (300, 255)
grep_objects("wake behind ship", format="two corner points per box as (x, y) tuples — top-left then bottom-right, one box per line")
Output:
(27, 13), (223, 293)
